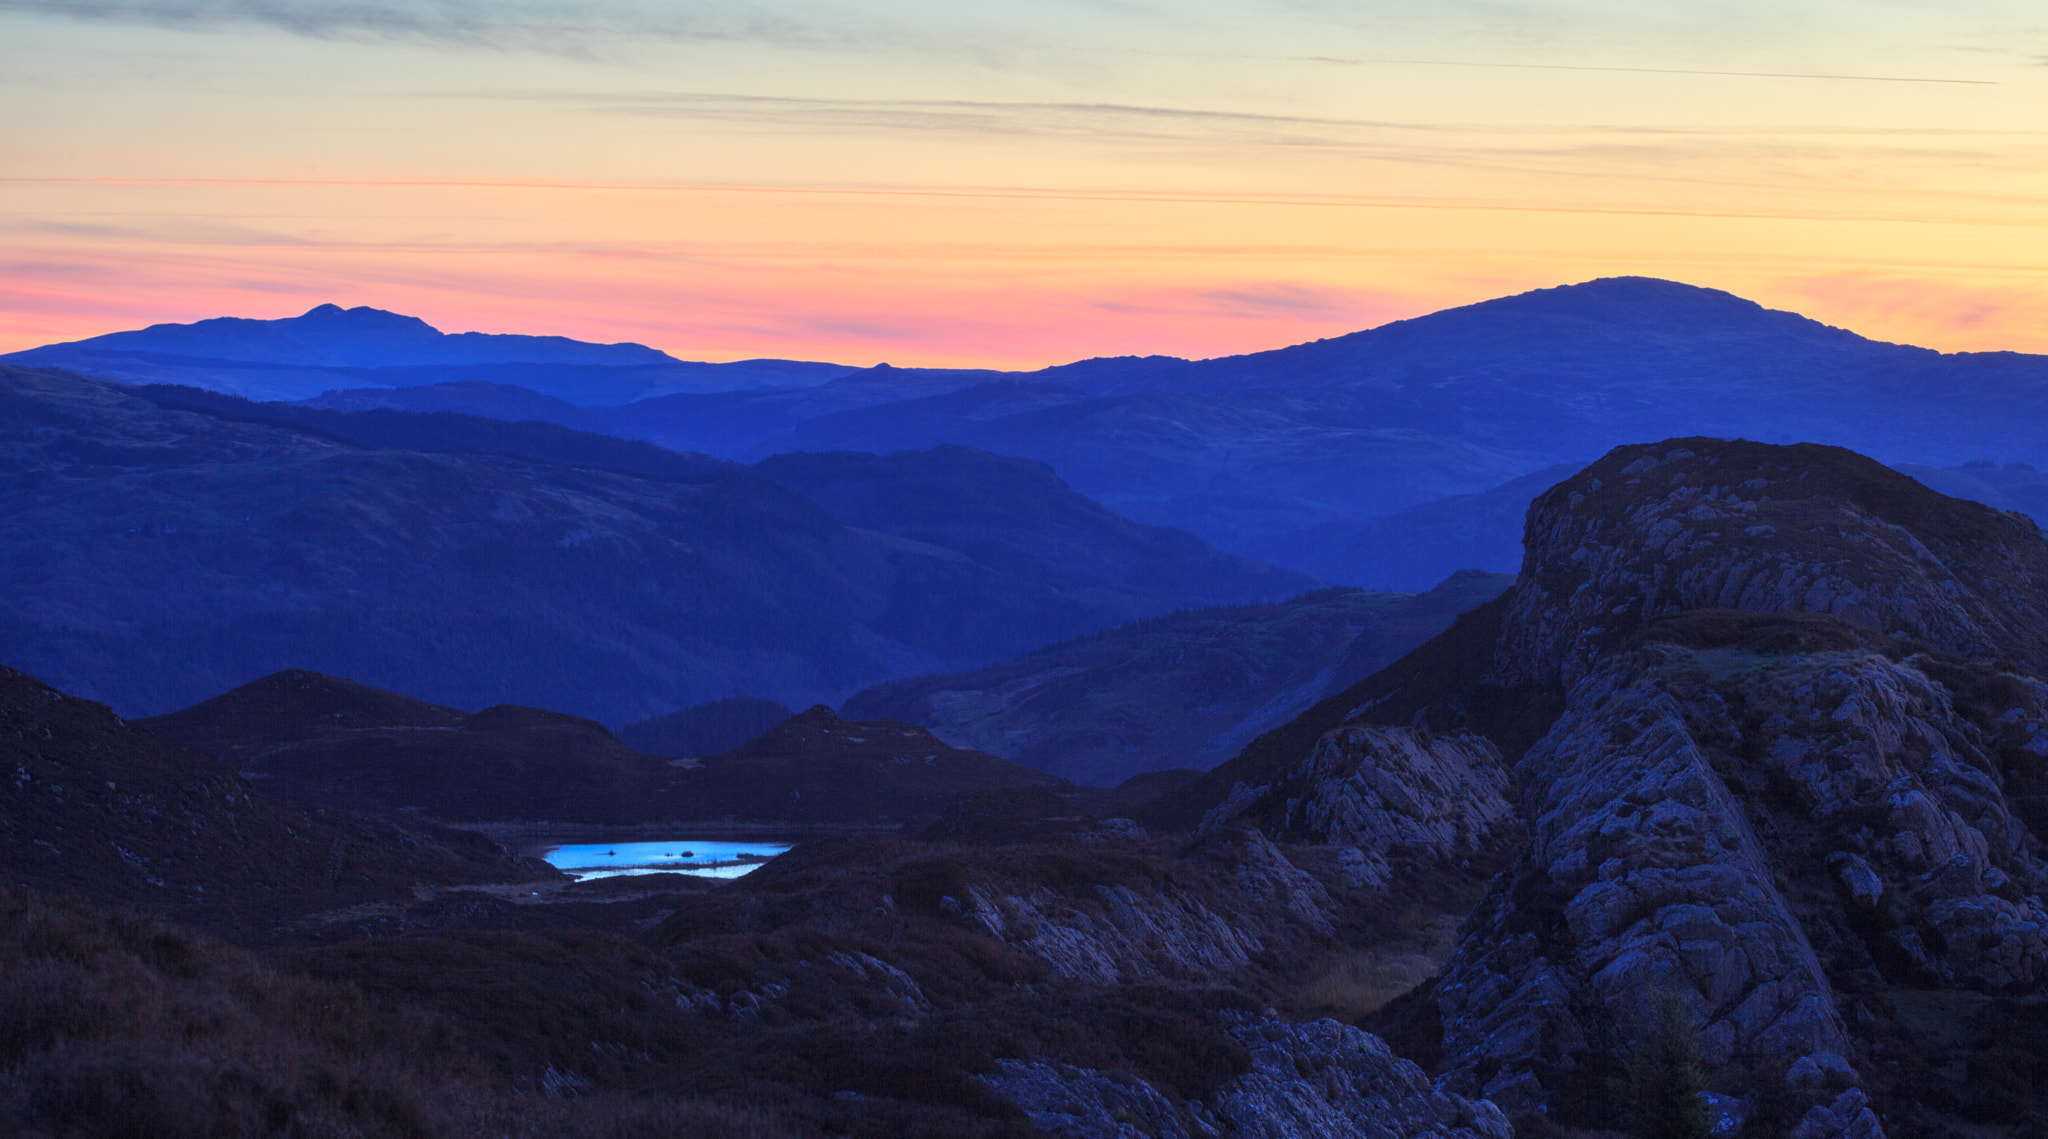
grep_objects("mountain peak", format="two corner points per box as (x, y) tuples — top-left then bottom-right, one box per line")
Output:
(7, 303), (672, 371)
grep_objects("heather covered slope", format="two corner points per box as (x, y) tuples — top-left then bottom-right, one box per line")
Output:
(0, 666), (548, 939)
(843, 571), (1512, 787)
(0, 366), (1308, 723)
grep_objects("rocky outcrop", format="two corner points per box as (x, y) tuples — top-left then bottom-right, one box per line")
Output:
(981, 1012), (1512, 1139)
(1195, 726), (1515, 889)
(1433, 627), (2048, 1131)
(962, 831), (1338, 984)
(1435, 644), (1858, 1117)
(1492, 439), (2048, 692)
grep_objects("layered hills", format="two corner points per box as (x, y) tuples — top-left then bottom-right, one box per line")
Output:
(0, 365), (1308, 723)
(142, 670), (1063, 829)
(33, 278), (2045, 594)
(844, 570), (1513, 787)
(12, 430), (2048, 1136)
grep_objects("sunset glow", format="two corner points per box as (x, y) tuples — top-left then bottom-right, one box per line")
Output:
(5, 1), (2046, 364)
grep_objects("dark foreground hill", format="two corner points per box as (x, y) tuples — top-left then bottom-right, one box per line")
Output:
(844, 571), (1513, 786)
(0, 366), (1308, 723)
(0, 665), (548, 940)
(144, 671), (1065, 830)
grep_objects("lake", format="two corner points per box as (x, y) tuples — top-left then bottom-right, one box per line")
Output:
(543, 839), (794, 882)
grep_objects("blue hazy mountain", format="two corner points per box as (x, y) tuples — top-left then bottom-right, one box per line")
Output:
(1, 303), (861, 402)
(22, 279), (2048, 591)
(0, 365), (1312, 724)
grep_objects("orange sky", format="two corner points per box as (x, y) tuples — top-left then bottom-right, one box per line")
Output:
(3, 2), (2046, 366)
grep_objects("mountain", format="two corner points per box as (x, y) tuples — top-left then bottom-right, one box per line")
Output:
(759, 280), (2048, 558)
(0, 664), (548, 939)
(843, 571), (1513, 787)
(141, 670), (1061, 829)
(1893, 459), (2048, 527)
(0, 366), (1309, 724)
(1263, 463), (1591, 591)
(749, 446), (1314, 628)
(618, 696), (794, 758)
(132, 382), (737, 481)
(1, 303), (860, 402)
(138, 669), (673, 825)
(1140, 436), (2048, 1135)
(28, 280), (2048, 590)
(676, 704), (1068, 826)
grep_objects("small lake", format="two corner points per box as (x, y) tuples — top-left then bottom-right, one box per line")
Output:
(543, 840), (794, 882)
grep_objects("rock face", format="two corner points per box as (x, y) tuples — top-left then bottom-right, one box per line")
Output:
(1196, 726), (1514, 891)
(1388, 440), (2048, 1134)
(1493, 438), (2048, 692)
(1434, 643), (1868, 1117)
(958, 830), (1339, 985)
(982, 1014), (1512, 1139)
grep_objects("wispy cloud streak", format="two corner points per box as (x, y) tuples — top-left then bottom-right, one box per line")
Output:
(0, 0), (900, 54)
(1230, 53), (1998, 85)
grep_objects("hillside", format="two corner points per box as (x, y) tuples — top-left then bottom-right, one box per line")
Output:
(0, 665), (548, 939)
(0, 366), (1307, 723)
(143, 671), (1066, 829)
(750, 446), (1314, 618)
(843, 571), (1513, 786)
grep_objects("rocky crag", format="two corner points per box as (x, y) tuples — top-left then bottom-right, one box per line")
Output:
(1152, 438), (2048, 1137)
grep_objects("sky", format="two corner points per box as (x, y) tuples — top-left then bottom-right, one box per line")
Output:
(3, 0), (2046, 366)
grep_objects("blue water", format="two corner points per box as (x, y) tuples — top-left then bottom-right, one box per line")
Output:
(542, 840), (792, 882)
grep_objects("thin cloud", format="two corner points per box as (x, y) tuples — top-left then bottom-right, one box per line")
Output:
(1198, 284), (1359, 316)
(1245, 52), (1998, 85)
(0, 0), (904, 55)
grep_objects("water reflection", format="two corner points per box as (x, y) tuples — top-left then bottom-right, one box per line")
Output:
(543, 839), (792, 882)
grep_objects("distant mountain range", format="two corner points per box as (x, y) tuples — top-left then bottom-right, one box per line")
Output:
(0, 365), (1311, 723)
(3, 302), (860, 403)
(19, 278), (2046, 590)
